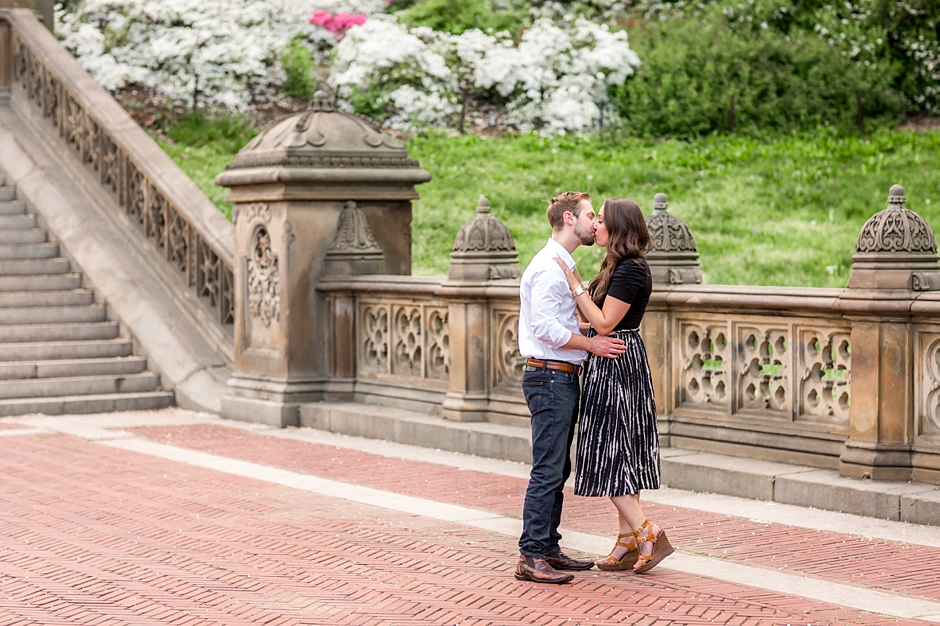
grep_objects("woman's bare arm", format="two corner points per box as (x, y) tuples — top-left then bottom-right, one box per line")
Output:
(554, 257), (631, 335)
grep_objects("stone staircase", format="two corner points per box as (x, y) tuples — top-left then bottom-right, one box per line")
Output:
(0, 174), (174, 416)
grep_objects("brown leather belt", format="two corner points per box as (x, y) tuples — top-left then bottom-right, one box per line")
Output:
(526, 358), (581, 376)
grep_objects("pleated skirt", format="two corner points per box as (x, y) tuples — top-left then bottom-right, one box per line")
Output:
(574, 328), (661, 497)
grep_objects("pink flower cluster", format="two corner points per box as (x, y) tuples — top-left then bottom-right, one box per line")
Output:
(310, 10), (367, 39)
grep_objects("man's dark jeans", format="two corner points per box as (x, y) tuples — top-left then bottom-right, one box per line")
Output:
(519, 366), (580, 558)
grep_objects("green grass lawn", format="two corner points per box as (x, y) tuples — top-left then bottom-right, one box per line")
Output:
(160, 125), (940, 287)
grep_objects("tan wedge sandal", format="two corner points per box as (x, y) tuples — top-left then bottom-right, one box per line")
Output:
(595, 532), (639, 571)
(633, 519), (674, 574)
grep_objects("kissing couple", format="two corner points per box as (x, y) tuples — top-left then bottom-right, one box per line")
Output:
(515, 191), (673, 584)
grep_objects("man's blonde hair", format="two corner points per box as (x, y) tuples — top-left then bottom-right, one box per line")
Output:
(547, 191), (591, 231)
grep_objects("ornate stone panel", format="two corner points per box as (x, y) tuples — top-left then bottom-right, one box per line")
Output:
(798, 328), (851, 425)
(493, 310), (525, 389)
(356, 301), (450, 382)
(425, 308), (450, 381)
(246, 227), (280, 328)
(917, 330), (940, 439)
(736, 324), (790, 415)
(679, 320), (730, 410)
(392, 306), (422, 377)
(359, 304), (390, 376)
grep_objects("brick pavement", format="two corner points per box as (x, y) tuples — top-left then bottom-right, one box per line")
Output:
(129, 423), (940, 603)
(0, 425), (931, 625)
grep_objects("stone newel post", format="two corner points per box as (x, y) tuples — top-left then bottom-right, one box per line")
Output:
(641, 193), (702, 442)
(215, 91), (430, 426)
(441, 195), (520, 422)
(838, 185), (940, 480)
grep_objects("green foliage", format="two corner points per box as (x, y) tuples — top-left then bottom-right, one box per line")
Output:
(645, 0), (940, 115)
(158, 111), (258, 220)
(153, 111), (940, 289)
(615, 13), (903, 138)
(395, 0), (526, 35)
(280, 37), (318, 101)
(164, 110), (257, 154)
(406, 128), (940, 287)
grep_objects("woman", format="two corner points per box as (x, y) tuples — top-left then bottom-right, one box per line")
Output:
(553, 198), (673, 574)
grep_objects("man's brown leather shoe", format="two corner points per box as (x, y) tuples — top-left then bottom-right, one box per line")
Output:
(545, 551), (594, 571)
(514, 555), (574, 584)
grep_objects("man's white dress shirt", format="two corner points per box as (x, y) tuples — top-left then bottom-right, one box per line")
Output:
(518, 238), (588, 364)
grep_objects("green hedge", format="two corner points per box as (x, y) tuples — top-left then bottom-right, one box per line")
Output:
(615, 16), (904, 138)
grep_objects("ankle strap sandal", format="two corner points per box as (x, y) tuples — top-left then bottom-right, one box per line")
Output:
(633, 519), (675, 574)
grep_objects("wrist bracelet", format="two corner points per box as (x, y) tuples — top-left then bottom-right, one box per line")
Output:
(571, 285), (585, 298)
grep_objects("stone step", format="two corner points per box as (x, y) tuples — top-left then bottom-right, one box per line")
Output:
(0, 321), (119, 343)
(0, 202), (26, 216)
(0, 391), (175, 417)
(0, 339), (133, 362)
(0, 289), (94, 308)
(0, 372), (160, 400)
(0, 258), (70, 275)
(0, 273), (81, 292)
(0, 356), (147, 380)
(0, 305), (106, 325)
(0, 186), (14, 202)
(0, 214), (36, 229)
(299, 402), (533, 463)
(0, 229), (47, 244)
(0, 243), (59, 259)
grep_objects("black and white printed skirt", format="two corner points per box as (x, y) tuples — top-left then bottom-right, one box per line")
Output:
(574, 328), (661, 497)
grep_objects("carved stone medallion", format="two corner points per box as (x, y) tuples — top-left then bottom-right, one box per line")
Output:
(247, 227), (279, 327)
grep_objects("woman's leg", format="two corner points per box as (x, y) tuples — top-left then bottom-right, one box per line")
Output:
(610, 493), (662, 567)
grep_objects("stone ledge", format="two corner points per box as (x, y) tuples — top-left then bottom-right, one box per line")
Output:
(299, 402), (532, 463)
(295, 401), (940, 526)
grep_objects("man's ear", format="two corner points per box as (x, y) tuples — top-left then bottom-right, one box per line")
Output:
(563, 210), (575, 226)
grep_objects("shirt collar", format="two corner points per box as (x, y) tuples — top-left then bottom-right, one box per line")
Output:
(545, 237), (576, 269)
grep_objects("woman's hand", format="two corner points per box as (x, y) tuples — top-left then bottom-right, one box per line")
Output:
(552, 257), (581, 290)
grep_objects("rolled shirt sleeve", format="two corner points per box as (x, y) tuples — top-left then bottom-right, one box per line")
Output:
(528, 265), (573, 349)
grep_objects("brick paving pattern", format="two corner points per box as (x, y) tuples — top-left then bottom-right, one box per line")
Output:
(0, 426), (928, 625)
(131, 424), (940, 603)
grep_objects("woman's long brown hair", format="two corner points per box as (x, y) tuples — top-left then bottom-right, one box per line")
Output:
(588, 198), (651, 305)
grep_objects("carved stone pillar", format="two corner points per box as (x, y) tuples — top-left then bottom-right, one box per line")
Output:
(215, 91), (430, 426)
(642, 193), (701, 445)
(441, 196), (520, 422)
(837, 185), (940, 480)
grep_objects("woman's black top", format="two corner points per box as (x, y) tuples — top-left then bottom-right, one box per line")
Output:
(605, 258), (653, 330)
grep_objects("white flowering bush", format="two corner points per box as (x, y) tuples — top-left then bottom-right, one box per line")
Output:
(56, 0), (386, 108)
(330, 16), (640, 134)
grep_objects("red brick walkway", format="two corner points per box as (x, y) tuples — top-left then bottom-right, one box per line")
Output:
(0, 425), (930, 625)
(131, 424), (940, 603)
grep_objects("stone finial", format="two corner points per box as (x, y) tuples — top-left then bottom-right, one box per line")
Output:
(448, 195), (520, 281)
(855, 184), (937, 254)
(645, 193), (702, 285)
(324, 201), (385, 275)
(452, 195), (515, 253)
(848, 184), (940, 290)
(310, 90), (336, 112)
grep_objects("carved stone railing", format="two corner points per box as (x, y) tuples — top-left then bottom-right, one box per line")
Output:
(643, 287), (853, 468)
(317, 275), (527, 424)
(1, 9), (235, 326)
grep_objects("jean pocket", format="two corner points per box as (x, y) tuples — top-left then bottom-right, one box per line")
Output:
(522, 381), (543, 414)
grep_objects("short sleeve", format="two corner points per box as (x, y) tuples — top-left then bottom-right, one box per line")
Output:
(606, 259), (646, 304)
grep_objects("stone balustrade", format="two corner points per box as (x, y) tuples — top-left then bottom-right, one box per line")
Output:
(4, 3), (932, 484)
(215, 90), (940, 484)
(0, 8), (236, 327)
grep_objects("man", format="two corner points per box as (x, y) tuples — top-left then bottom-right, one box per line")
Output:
(515, 191), (627, 584)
